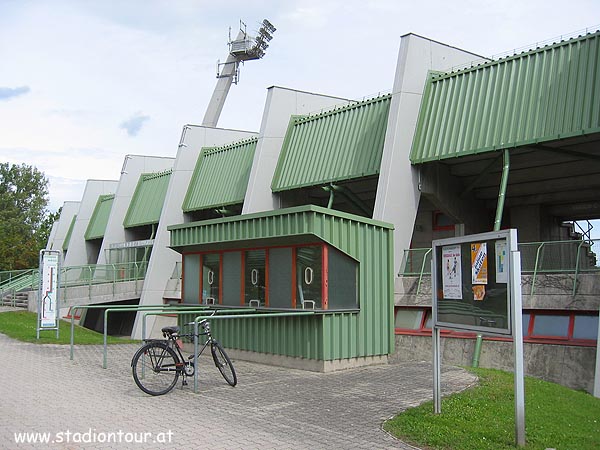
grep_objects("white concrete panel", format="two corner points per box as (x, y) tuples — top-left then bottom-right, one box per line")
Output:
(374, 34), (482, 274)
(63, 180), (118, 267)
(96, 155), (175, 265)
(47, 201), (80, 258)
(46, 222), (58, 250)
(243, 86), (350, 214)
(133, 125), (257, 338)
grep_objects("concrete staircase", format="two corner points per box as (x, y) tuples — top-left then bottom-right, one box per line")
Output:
(560, 220), (597, 267)
(0, 291), (29, 308)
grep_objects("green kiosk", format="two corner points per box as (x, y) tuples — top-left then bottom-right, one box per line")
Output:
(168, 205), (394, 371)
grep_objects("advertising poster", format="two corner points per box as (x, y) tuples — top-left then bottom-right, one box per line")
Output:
(442, 245), (462, 299)
(471, 243), (488, 285)
(495, 240), (508, 283)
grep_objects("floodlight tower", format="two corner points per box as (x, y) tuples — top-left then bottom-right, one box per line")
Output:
(202, 19), (276, 128)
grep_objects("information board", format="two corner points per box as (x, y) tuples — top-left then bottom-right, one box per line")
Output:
(432, 229), (516, 336)
(37, 250), (61, 338)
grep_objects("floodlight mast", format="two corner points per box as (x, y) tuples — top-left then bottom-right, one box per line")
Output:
(202, 19), (276, 128)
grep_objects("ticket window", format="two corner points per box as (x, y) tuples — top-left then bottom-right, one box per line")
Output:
(244, 250), (266, 307)
(296, 246), (322, 309)
(188, 244), (358, 310)
(182, 254), (200, 304)
(202, 254), (220, 304)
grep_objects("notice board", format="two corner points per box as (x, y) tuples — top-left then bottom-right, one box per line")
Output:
(432, 229), (517, 336)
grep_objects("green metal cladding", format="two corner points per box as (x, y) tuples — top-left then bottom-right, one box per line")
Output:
(170, 205), (395, 361)
(123, 169), (172, 228)
(411, 31), (600, 163)
(182, 138), (257, 212)
(62, 215), (77, 251)
(271, 94), (392, 192)
(84, 194), (114, 240)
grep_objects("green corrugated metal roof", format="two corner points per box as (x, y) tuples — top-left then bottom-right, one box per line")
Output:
(169, 204), (394, 248)
(123, 169), (172, 228)
(84, 194), (114, 240)
(182, 138), (257, 212)
(411, 31), (600, 163)
(62, 215), (77, 251)
(271, 94), (392, 192)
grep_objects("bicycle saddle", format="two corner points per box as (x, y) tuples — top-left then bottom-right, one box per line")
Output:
(161, 325), (180, 335)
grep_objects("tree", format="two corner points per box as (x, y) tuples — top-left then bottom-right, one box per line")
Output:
(0, 162), (50, 270)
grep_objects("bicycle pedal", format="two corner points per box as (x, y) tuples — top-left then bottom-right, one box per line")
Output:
(182, 379), (188, 386)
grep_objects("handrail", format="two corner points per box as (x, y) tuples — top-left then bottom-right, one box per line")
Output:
(0, 268), (35, 286)
(417, 248), (432, 296)
(399, 248), (432, 276)
(399, 239), (599, 298)
(68, 304), (204, 364)
(140, 308), (256, 341)
(530, 242), (545, 296)
(0, 269), (38, 306)
(573, 239), (585, 296)
(190, 311), (316, 393)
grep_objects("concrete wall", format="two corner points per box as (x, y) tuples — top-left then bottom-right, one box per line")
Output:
(46, 222), (58, 250)
(394, 272), (600, 392)
(95, 155), (175, 265)
(63, 180), (118, 267)
(392, 334), (597, 393)
(47, 201), (80, 260)
(243, 86), (350, 214)
(132, 125), (258, 339)
(374, 33), (484, 275)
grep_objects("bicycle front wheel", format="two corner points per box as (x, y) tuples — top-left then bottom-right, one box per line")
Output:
(211, 341), (237, 386)
(131, 342), (180, 396)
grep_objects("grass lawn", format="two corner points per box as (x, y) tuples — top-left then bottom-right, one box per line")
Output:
(384, 367), (600, 450)
(0, 310), (139, 345)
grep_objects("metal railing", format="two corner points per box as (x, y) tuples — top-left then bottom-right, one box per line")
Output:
(61, 262), (149, 301)
(399, 239), (599, 297)
(0, 269), (39, 305)
(399, 248), (432, 296)
(575, 220), (594, 243)
(0, 261), (150, 304)
(519, 239), (599, 295)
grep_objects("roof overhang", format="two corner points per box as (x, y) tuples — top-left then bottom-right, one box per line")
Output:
(168, 205), (394, 255)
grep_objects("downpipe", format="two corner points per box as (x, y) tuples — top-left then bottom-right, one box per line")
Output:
(472, 149), (510, 368)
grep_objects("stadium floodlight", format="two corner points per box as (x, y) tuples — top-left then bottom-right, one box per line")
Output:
(258, 28), (273, 41)
(262, 19), (276, 33)
(254, 36), (269, 50)
(251, 47), (265, 59)
(202, 18), (276, 127)
(249, 18), (275, 59)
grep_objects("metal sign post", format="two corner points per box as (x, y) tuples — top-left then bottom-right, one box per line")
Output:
(37, 250), (61, 339)
(595, 312), (600, 398)
(510, 250), (526, 446)
(431, 229), (525, 446)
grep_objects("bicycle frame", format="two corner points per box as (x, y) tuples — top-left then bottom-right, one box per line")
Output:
(141, 324), (213, 380)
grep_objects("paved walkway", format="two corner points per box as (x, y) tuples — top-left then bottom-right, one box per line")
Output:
(0, 309), (477, 449)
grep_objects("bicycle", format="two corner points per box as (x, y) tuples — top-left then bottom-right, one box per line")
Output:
(131, 313), (237, 396)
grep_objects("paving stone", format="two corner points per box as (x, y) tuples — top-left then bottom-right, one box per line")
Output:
(0, 313), (476, 449)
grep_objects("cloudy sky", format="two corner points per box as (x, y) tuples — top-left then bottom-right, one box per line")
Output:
(1, 0), (599, 212)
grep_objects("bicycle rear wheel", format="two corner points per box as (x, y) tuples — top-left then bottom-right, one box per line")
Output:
(131, 342), (180, 396)
(211, 341), (237, 386)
